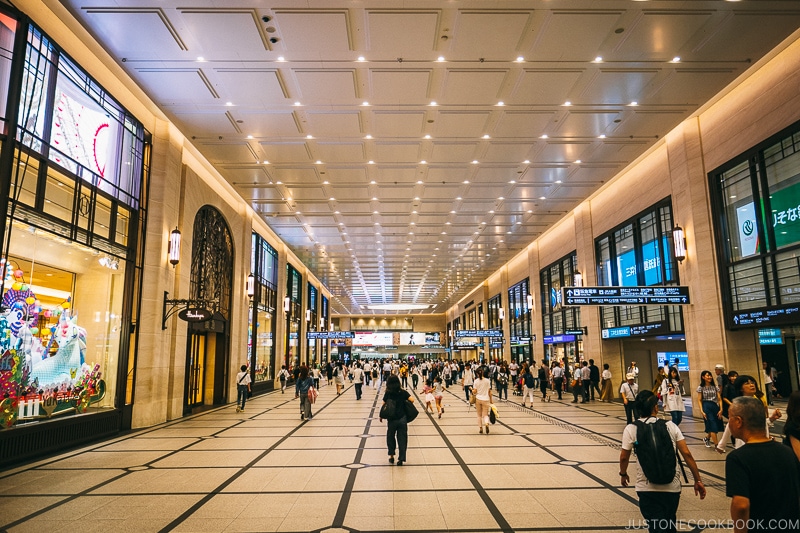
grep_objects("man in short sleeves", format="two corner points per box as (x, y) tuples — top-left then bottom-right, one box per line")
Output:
(725, 396), (800, 533)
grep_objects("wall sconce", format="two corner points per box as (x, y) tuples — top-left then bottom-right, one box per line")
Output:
(246, 273), (255, 298)
(320, 317), (325, 329)
(498, 307), (505, 320)
(283, 296), (291, 312)
(98, 255), (119, 270)
(526, 294), (534, 311)
(168, 227), (181, 266)
(574, 271), (583, 287)
(305, 309), (312, 322)
(673, 225), (687, 263)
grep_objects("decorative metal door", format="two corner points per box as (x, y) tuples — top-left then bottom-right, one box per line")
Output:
(184, 206), (233, 412)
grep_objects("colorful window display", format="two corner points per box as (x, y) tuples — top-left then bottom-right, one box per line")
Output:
(0, 227), (124, 428)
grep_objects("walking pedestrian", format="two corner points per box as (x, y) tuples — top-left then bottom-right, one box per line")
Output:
(295, 365), (314, 420)
(620, 373), (638, 424)
(462, 364), (475, 402)
(496, 363), (509, 401)
(433, 375), (445, 418)
(697, 370), (723, 448)
(380, 375), (412, 466)
(352, 362), (364, 400)
(235, 364), (251, 413)
(600, 363), (614, 402)
(473, 367), (493, 434)
(619, 390), (706, 533)
(552, 361), (564, 400)
(661, 367), (685, 425)
(589, 359), (601, 400)
(278, 365), (289, 394)
(580, 361), (591, 403)
(538, 360), (550, 401)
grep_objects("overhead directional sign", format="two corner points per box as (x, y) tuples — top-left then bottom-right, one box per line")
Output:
(306, 331), (355, 340)
(454, 329), (504, 338)
(561, 286), (690, 306)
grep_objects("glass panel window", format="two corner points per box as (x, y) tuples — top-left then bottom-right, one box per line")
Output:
(721, 161), (760, 261)
(0, 14), (17, 127)
(764, 134), (800, 250)
(775, 250), (800, 305)
(12, 150), (40, 207)
(43, 167), (75, 221)
(94, 194), (112, 240)
(115, 206), (129, 246)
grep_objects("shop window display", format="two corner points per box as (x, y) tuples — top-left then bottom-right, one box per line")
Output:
(0, 226), (122, 428)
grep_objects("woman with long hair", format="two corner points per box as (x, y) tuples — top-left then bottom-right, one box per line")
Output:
(380, 375), (413, 466)
(661, 367), (685, 425)
(697, 370), (723, 447)
(473, 367), (493, 434)
(599, 363), (613, 402)
(461, 364), (475, 402)
(295, 365), (314, 420)
(715, 374), (782, 453)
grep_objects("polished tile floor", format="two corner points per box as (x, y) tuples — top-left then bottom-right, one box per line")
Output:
(0, 379), (738, 533)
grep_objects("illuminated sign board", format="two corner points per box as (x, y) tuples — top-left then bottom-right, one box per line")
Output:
(454, 329), (504, 338)
(732, 306), (800, 328)
(177, 308), (212, 322)
(306, 331), (355, 340)
(543, 334), (576, 344)
(562, 286), (690, 306)
(758, 328), (784, 345)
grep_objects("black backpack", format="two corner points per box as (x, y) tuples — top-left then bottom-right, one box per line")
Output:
(524, 373), (535, 388)
(633, 418), (678, 485)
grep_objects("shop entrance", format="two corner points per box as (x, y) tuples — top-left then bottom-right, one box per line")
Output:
(761, 337), (798, 398)
(183, 206), (233, 414)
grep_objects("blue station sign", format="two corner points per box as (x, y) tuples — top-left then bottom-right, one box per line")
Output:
(561, 286), (690, 306)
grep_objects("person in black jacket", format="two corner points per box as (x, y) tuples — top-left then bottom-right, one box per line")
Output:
(589, 359), (601, 401)
(380, 375), (413, 466)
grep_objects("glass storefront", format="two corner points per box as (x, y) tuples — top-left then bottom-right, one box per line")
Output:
(711, 123), (800, 328)
(0, 16), (147, 437)
(285, 264), (301, 369)
(508, 278), (532, 364)
(595, 200), (683, 335)
(306, 283), (317, 366)
(248, 233), (277, 387)
(540, 253), (583, 366)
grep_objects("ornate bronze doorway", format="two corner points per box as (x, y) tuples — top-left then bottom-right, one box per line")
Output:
(184, 206), (234, 413)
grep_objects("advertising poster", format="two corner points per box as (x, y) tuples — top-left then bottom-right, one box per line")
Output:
(736, 201), (759, 257)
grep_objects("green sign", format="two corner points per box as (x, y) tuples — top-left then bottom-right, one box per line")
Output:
(770, 179), (800, 249)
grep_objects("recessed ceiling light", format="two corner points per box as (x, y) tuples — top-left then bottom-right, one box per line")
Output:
(424, 134), (431, 139)
(539, 196), (546, 200)
(365, 134), (372, 139)
(598, 134), (606, 139)
(368, 160), (374, 164)
(277, 56), (285, 62)
(497, 196), (504, 200)
(574, 159), (582, 164)
(509, 180), (516, 184)
(629, 101), (638, 106)
(482, 134), (490, 139)
(472, 160), (479, 164)
(225, 101), (233, 106)
(563, 101), (572, 106)
(463, 180), (469, 184)
(370, 180), (376, 184)
(263, 160), (270, 164)
(197, 56), (205, 62)
(516, 56), (524, 62)
(671, 56), (681, 63)
(329, 197), (335, 201)
(420, 160), (427, 164)
(323, 180), (329, 184)
(246, 135), (253, 139)
(306, 134), (313, 139)
(357, 56), (366, 62)
(523, 160), (530, 164)
(362, 101), (370, 106)
(316, 160), (323, 164)
(430, 101), (437, 106)
(437, 56), (445, 62)
(276, 180), (282, 184)
(294, 101), (302, 106)
(555, 180), (562, 184)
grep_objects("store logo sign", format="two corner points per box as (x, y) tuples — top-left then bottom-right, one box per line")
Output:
(178, 308), (212, 322)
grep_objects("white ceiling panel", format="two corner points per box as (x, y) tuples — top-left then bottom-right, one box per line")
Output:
(323, 167), (368, 184)
(646, 69), (737, 106)
(373, 143), (421, 162)
(306, 112), (362, 137)
(482, 143), (533, 163)
(295, 70), (358, 103)
(532, 11), (622, 61)
(609, 110), (686, 137)
(692, 12), (800, 62)
(614, 11), (713, 60)
(314, 143), (366, 162)
(508, 70), (583, 105)
(172, 112), (241, 136)
(372, 112), (426, 138)
(557, 111), (622, 137)
(181, 10), (268, 56)
(370, 70), (431, 105)
(266, 167), (318, 183)
(442, 70), (507, 104)
(435, 112), (491, 138)
(197, 142), (257, 163)
(493, 112), (555, 138)
(581, 69), (658, 104)
(367, 11), (440, 57)
(429, 142), (478, 163)
(239, 112), (300, 137)
(451, 11), (531, 59)
(537, 142), (591, 162)
(77, 9), (185, 56)
(273, 10), (352, 54)
(136, 70), (217, 103)
(261, 143), (312, 163)
(215, 70), (288, 106)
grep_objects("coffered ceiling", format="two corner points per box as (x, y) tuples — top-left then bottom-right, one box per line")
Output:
(56, 0), (800, 315)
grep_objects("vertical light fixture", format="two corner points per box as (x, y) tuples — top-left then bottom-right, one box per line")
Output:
(673, 225), (687, 263)
(498, 307), (505, 321)
(168, 227), (181, 266)
(305, 309), (312, 322)
(284, 296), (291, 312)
(574, 271), (583, 287)
(526, 294), (534, 311)
(246, 273), (255, 297)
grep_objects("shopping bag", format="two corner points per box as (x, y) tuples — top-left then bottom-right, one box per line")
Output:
(489, 403), (498, 424)
(308, 386), (318, 404)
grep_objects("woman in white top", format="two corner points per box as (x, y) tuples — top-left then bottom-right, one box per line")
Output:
(473, 367), (493, 434)
(661, 367), (685, 425)
(600, 364), (614, 402)
(462, 366), (475, 402)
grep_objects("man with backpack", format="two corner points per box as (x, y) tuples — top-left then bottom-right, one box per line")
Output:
(619, 390), (706, 533)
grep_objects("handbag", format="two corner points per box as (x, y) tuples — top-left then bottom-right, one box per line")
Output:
(308, 385), (318, 404)
(404, 399), (419, 422)
(469, 390), (477, 405)
(489, 403), (498, 424)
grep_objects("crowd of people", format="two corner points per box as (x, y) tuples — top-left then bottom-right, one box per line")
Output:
(270, 355), (800, 532)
